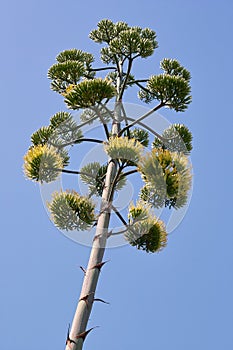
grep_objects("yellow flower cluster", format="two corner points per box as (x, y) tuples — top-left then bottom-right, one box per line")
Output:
(104, 136), (144, 164)
(23, 144), (64, 183)
(138, 148), (192, 208)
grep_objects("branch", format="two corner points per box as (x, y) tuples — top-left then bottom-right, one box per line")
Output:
(76, 114), (99, 130)
(89, 66), (116, 72)
(119, 169), (138, 179)
(125, 116), (166, 142)
(133, 81), (151, 94)
(132, 53), (141, 60)
(94, 106), (110, 139)
(111, 205), (139, 237)
(110, 228), (127, 235)
(118, 102), (165, 136)
(120, 103), (130, 138)
(128, 79), (148, 84)
(77, 138), (103, 144)
(57, 168), (96, 179)
(111, 204), (128, 226)
(53, 138), (104, 148)
(108, 164), (125, 203)
(99, 102), (114, 120)
(119, 58), (133, 100)
(54, 113), (99, 139)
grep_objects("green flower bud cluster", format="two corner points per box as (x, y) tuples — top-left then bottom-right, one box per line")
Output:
(153, 123), (192, 155)
(48, 191), (96, 231)
(31, 111), (83, 148)
(48, 49), (95, 94)
(139, 59), (192, 112)
(64, 78), (116, 109)
(125, 201), (167, 253)
(126, 128), (149, 147)
(89, 19), (158, 64)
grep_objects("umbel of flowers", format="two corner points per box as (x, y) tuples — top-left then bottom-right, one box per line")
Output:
(139, 147), (192, 209)
(24, 144), (64, 183)
(125, 201), (167, 253)
(48, 191), (95, 231)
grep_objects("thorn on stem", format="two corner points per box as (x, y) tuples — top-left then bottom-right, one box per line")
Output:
(91, 260), (110, 271)
(66, 323), (77, 348)
(93, 230), (112, 242)
(79, 266), (86, 275)
(94, 298), (110, 304)
(92, 233), (101, 242)
(79, 292), (94, 306)
(75, 326), (99, 341)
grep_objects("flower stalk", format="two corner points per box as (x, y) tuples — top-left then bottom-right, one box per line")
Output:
(23, 19), (193, 350)
(65, 57), (123, 350)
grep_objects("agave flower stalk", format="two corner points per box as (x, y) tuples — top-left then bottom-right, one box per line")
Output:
(66, 58), (124, 350)
(23, 19), (193, 350)
(67, 90), (122, 350)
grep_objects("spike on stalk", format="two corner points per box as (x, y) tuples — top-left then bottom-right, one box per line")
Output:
(94, 297), (110, 304)
(79, 292), (94, 307)
(66, 323), (77, 349)
(79, 266), (86, 275)
(75, 326), (99, 341)
(91, 260), (110, 271)
(92, 233), (101, 242)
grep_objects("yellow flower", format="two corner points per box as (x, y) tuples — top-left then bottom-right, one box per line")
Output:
(61, 84), (76, 96)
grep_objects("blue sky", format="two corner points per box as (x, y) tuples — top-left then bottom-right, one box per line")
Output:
(1, 0), (233, 349)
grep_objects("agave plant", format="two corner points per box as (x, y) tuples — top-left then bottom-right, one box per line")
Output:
(23, 19), (193, 350)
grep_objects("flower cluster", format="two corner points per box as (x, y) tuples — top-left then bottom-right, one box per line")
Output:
(89, 19), (158, 63)
(139, 148), (192, 209)
(138, 59), (191, 112)
(23, 145), (64, 183)
(104, 136), (144, 165)
(48, 190), (96, 231)
(153, 123), (192, 155)
(125, 201), (167, 253)
(64, 78), (116, 109)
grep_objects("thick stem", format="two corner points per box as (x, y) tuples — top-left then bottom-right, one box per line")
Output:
(65, 66), (122, 350)
(66, 135), (119, 350)
(67, 160), (117, 350)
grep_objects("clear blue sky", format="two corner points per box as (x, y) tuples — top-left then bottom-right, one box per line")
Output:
(1, 1), (233, 349)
